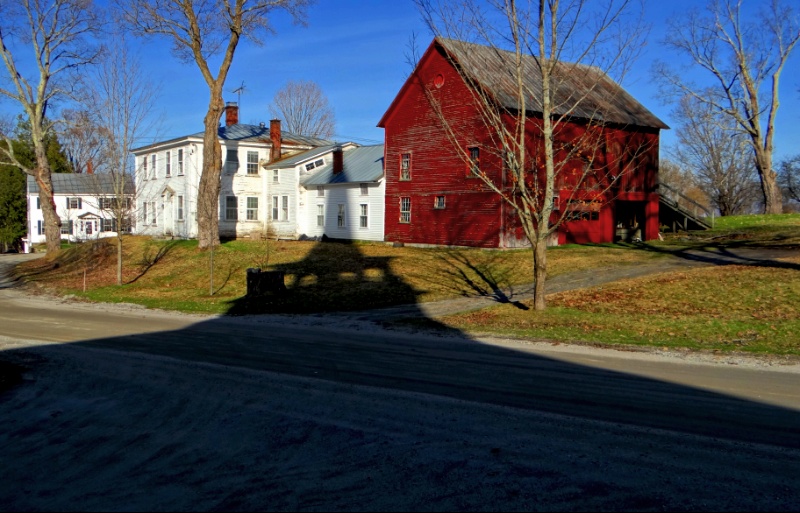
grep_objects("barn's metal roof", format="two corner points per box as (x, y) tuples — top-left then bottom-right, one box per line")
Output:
(430, 38), (668, 130)
(27, 174), (134, 195)
(301, 145), (385, 186)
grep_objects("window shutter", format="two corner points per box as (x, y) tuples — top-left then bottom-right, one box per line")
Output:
(78, 198), (82, 209)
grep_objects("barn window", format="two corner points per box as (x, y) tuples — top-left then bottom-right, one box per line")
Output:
(467, 147), (480, 176)
(400, 153), (411, 181)
(564, 199), (601, 221)
(400, 197), (411, 223)
(434, 196), (445, 209)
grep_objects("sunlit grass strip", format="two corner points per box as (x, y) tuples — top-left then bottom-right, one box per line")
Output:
(433, 259), (800, 355)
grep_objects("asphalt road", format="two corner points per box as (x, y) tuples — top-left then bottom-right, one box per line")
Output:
(1, 253), (800, 510)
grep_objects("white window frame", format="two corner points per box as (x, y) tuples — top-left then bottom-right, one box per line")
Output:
(360, 183), (369, 196)
(400, 153), (411, 180)
(247, 151), (259, 175)
(165, 151), (171, 176)
(150, 201), (157, 225)
(67, 197), (82, 209)
(316, 186), (324, 197)
(150, 154), (156, 179)
(101, 218), (114, 232)
(225, 196), (238, 221)
(337, 204), (346, 228)
(400, 197), (411, 223)
(177, 195), (184, 221)
(271, 196), (279, 221)
(141, 156), (148, 179)
(359, 204), (368, 228)
(434, 195), (446, 209)
(317, 204), (324, 227)
(281, 195), (289, 221)
(225, 149), (239, 175)
(177, 149), (184, 176)
(246, 197), (259, 221)
(273, 169), (279, 183)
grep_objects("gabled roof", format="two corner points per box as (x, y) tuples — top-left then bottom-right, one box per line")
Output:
(132, 124), (333, 153)
(301, 145), (385, 186)
(267, 142), (358, 169)
(379, 37), (668, 130)
(27, 174), (134, 195)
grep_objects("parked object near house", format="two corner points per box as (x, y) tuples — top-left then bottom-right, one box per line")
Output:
(132, 102), (383, 243)
(26, 174), (134, 249)
(378, 38), (669, 248)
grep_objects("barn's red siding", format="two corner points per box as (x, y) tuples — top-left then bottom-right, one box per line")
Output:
(380, 43), (661, 248)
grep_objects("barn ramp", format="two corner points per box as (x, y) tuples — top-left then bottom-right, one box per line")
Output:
(657, 183), (713, 232)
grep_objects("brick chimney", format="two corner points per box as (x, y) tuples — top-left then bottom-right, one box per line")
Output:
(86, 158), (94, 175)
(270, 119), (282, 162)
(225, 102), (239, 126)
(332, 146), (343, 174)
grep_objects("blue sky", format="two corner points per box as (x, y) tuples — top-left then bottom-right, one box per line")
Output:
(4, 0), (800, 160)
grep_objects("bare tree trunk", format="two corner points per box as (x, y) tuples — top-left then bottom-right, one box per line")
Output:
(116, 235), (123, 285)
(34, 151), (62, 254)
(197, 92), (225, 249)
(755, 149), (782, 214)
(532, 236), (548, 311)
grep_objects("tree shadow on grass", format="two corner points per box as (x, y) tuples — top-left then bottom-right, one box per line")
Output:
(629, 241), (800, 271)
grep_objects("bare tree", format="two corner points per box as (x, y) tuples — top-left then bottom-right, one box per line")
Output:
(416, 0), (653, 310)
(671, 94), (759, 216)
(84, 34), (159, 285)
(0, 0), (100, 253)
(659, 159), (711, 212)
(59, 108), (106, 174)
(269, 80), (335, 139)
(778, 154), (800, 207)
(655, 0), (800, 215)
(118, 0), (312, 250)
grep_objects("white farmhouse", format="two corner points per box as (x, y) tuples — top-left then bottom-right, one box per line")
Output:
(26, 173), (134, 250)
(132, 102), (386, 242)
(131, 102), (331, 240)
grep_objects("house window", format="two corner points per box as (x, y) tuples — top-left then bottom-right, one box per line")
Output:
(36, 197), (40, 209)
(67, 197), (82, 209)
(247, 151), (259, 175)
(281, 195), (289, 221)
(305, 162), (315, 172)
(150, 201), (157, 225)
(225, 196), (238, 221)
(400, 153), (411, 180)
(317, 204), (324, 227)
(272, 196), (279, 221)
(225, 149), (239, 174)
(337, 204), (346, 227)
(359, 204), (368, 228)
(165, 151), (171, 176)
(60, 220), (74, 235)
(273, 169), (279, 183)
(150, 155), (156, 179)
(37, 220), (43, 235)
(564, 199), (601, 221)
(177, 149), (184, 175)
(360, 183), (369, 196)
(315, 158), (324, 167)
(317, 186), (324, 197)
(99, 197), (113, 210)
(142, 156), (147, 178)
(468, 147), (480, 176)
(400, 197), (411, 223)
(101, 219), (114, 232)
(434, 195), (445, 209)
(142, 202), (147, 224)
(177, 195), (184, 221)
(247, 197), (259, 221)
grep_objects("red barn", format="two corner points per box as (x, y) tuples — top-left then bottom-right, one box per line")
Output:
(378, 38), (669, 248)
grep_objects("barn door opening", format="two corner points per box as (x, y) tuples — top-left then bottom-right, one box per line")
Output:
(615, 201), (646, 242)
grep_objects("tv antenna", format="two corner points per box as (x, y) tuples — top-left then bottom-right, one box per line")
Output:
(230, 81), (246, 106)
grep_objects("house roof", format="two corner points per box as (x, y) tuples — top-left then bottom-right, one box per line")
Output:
(132, 123), (333, 153)
(27, 173), (134, 195)
(301, 145), (385, 186)
(268, 142), (358, 169)
(379, 37), (668, 130)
